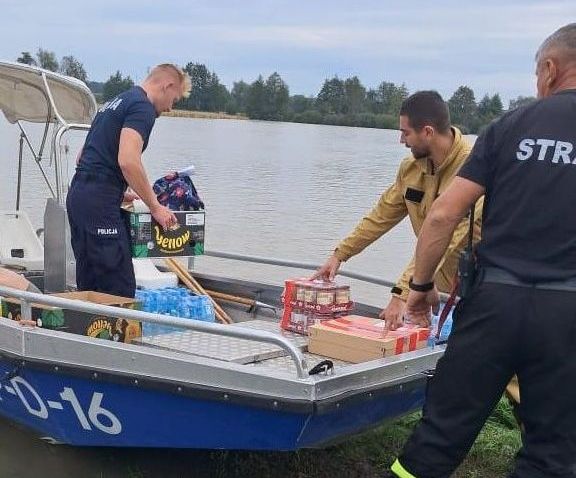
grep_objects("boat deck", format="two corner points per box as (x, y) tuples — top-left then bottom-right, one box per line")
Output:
(136, 319), (351, 376)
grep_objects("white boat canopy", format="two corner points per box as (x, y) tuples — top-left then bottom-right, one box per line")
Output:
(0, 60), (96, 125)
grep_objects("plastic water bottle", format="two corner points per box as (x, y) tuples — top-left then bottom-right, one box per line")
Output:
(428, 303), (455, 346)
(200, 296), (215, 322)
(439, 313), (453, 342)
(140, 286), (220, 335)
(428, 313), (440, 347)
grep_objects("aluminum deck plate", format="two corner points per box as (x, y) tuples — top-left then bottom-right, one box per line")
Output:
(247, 352), (350, 376)
(230, 319), (309, 348)
(136, 320), (307, 364)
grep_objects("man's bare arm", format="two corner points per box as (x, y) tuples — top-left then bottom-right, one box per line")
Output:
(402, 177), (485, 328)
(118, 127), (175, 229)
(412, 177), (485, 284)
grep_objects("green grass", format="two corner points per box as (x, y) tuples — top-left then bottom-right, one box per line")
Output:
(83, 399), (522, 478)
(163, 400), (520, 478)
(192, 399), (522, 478)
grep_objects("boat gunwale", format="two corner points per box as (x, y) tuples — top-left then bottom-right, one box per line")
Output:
(0, 316), (441, 413)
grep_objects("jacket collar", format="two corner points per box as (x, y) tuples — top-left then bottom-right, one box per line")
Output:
(413, 127), (465, 174)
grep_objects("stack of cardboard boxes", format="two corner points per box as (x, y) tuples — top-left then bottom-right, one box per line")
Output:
(281, 278), (353, 334)
(281, 277), (430, 363)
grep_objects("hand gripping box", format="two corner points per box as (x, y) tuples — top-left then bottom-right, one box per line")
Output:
(308, 315), (429, 363)
(128, 210), (205, 258)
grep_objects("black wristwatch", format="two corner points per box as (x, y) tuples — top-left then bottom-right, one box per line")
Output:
(408, 277), (435, 292)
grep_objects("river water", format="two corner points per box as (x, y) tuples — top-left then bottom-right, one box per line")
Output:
(0, 116), (420, 305)
(0, 116), (467, 477)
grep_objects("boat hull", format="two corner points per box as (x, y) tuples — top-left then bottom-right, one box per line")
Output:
(0, 359), (425, 449)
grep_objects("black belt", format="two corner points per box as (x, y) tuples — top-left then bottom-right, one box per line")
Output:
(74, 170), (126, 190)
(482, 267), (576, 291)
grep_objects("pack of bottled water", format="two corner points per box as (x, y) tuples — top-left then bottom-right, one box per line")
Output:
(135, 287), (216, 336)
(428, 302), (454, 347)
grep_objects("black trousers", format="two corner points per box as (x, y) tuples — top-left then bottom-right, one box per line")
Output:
(397, 280), (576, 477)
(66, 173), (136, 298)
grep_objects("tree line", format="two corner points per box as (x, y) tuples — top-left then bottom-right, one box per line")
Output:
(16, 49), (536, 134)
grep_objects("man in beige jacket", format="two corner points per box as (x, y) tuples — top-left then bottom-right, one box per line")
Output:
(313, 90), (482, 328)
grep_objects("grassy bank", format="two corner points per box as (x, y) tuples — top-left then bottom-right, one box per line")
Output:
(162, 109), (247, 120)
(101, 399), (519, 478)
(207, 399), (521, 478)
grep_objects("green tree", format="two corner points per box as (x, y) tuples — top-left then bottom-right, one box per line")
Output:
(180, 62), (231, 112)
(36, 48), (59, 72)
(229, 80), (250, 114)
(448, 85), (477, 132)
(477, 94), (492, 120)
(102, 71), (134, 102)
(509, 95), (536, 110)
(182, 62), (210, 110)
(316, 77), (346, 114)
(205, 72), (231, 112)
(16, 51), (36, 66)
(59, 55), (87, 82)
(477, 93), (504, 129)
(289, 95), (314, 115)
(366, 88), (381, 114)
(376, 81), (409, 116)
(489, 93), (503, 117)
(265, 72), (289, 120)
(246, 76), (268, 119)
(343, 76), (366, 114)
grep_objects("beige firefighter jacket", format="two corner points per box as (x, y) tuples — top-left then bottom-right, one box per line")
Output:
(334, 127), (483, 300)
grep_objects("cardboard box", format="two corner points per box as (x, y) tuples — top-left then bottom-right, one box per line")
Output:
(51, 291), (142, 343)
(128, 210), (205, 258)
(1, 291), (141, 343)
(308, 315), (429, 363)
(1, 298), (65, 329)
(281, 277), (353, 335)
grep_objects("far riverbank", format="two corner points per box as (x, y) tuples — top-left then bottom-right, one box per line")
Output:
(162, 109), (247, 120)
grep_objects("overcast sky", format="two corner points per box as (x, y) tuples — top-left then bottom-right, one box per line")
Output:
(1, 1), (574, 104)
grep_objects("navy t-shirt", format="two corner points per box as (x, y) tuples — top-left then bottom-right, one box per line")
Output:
(458, 89), (576, 281)
(77, 86), (157, 189)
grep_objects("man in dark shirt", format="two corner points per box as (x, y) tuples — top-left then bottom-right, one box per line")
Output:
(67, 64), (191, 298)
(390, 23), (576, 478)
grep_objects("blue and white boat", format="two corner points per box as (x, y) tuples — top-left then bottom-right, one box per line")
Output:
(0, 61), (443, 450)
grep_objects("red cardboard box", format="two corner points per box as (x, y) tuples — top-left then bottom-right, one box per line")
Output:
(281, 278), (353, 334)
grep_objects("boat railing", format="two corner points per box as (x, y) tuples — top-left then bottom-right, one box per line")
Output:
(0, 285), (308, 379)
(202, 251), (452, 302)
(203, 250), (396, 287)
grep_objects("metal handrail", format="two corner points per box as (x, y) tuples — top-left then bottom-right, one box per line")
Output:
(53, 123), (92, 203)
(0, 286), (308, 379)
(202, 250), (452, 302)
(203, 250), (396, 287)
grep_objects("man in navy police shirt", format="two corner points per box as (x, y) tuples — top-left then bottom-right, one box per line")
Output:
(67, 64), (191, 298)
(390, 23), (576, 478)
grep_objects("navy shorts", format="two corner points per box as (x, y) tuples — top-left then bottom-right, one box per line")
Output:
(66, 172), (135, 298)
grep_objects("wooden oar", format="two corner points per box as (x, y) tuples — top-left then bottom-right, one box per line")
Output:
(204, 289), (255, 307)
(204, 289), (278, 315)
(164, 258), (232, 324)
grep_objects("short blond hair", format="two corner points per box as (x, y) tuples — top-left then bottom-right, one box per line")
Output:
(147, 64), (192, 98)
